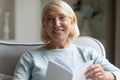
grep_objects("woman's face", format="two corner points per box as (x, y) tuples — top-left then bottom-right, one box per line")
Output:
(43, 8), (74, 42)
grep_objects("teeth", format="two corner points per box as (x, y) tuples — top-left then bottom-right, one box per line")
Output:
(54, 30), (64, 33)
(56, 30), (62, 31)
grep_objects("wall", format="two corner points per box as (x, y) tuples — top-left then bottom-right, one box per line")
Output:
(14, 0), (77, 43)
(0, 0), (77, 43)
(15, 0), (41, 43)
(0, 0), (14, 40)
(41, 0), (77, 8)
(115, 0), (120, 68)
(103, 0), (115, 63)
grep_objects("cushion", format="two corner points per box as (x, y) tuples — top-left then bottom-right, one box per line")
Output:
(0, 73), (12, 80)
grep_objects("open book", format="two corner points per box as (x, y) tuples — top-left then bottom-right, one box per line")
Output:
(45, 58), (93, 80)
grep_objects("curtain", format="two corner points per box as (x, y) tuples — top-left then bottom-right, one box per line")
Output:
(115, 0), (120, 68)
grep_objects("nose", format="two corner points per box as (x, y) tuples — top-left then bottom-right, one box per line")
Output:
(54, 18), (61, 27)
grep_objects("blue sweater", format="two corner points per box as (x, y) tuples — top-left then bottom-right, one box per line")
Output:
(13, 44), (120, 80)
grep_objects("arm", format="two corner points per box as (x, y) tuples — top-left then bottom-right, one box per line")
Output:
(83, 47), (120, 80)
(12, 52), (33, 80)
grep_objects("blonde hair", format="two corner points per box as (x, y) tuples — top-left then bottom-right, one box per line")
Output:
(41, 0), (80, 43)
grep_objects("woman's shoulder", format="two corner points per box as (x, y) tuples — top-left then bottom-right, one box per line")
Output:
(71, 43), (97, 52)
(21, 46), (45, 58)
(72, 44), (102, 60)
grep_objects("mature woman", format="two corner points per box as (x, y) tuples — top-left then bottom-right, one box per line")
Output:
(12, 0), (120, 80)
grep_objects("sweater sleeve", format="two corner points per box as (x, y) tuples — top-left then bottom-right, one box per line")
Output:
(12, 52), (33, 80)
(91, 48), (120, 80)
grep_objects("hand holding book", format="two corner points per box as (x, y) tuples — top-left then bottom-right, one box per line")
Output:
(85, 64), (106, 80)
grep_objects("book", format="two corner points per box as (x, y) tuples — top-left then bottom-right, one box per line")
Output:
(45, 58), (93, 80)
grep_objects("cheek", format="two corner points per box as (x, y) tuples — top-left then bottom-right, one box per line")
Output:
(45, 26), (53, 34)
(66, 19), (74, 26)
(43, 20), (47, 25)
(43, 22), (49, 32)
(66, 23), (73, 34)
(65, 21), (73, 30)
(44, 21), (53, 28)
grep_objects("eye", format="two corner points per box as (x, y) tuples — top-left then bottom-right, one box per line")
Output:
(45, 16), (54, 22)
(59, 15), (66, 21)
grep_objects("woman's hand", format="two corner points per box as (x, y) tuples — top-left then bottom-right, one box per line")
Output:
(85, 64), (115, 80)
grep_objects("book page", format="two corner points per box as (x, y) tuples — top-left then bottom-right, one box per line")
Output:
(54, 57), (72, 72)
(45, 60), (73, 80)
(73, 60), (93, 80)
(45, 58), (93, 80)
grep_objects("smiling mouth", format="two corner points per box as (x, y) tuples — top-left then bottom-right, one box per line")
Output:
(53, 30), (64, 33)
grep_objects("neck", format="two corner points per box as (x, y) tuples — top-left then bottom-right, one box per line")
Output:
(45, 40), (70, 50)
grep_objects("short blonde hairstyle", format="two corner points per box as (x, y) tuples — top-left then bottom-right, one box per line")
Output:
(41, 0), (80, 43)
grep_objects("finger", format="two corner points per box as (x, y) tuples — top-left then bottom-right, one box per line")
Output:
(94, 71), (104, 77)
(85, 65), (96, 75)
(85, 64), (104, 76)
(85, 64), (99, 74)
(93, 67), (104, 75)
(87, 64), (101, 72)
(86, 75), (104, 80)
(95, 75), (104, 80)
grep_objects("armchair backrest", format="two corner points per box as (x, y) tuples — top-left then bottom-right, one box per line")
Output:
(0, 36), (105, 76)
(70, 36), (106, 58)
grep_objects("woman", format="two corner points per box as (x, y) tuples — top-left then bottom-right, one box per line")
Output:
(12, 0), (120, 80)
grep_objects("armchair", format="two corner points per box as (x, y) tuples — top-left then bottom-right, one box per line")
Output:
(0, 36), (105, 77)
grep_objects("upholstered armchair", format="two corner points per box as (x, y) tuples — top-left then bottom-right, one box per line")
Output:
(0, 36), (105, 80)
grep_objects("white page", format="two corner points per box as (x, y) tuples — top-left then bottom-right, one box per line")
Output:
(54, 57), (72, 72)
(45, 59), (93, 80)
(73, 60), (93, 80)
(45, 60), (73, 80)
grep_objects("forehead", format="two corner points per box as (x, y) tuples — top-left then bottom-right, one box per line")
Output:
(45, 9), (62, 16)
(44, 7), (68, 17)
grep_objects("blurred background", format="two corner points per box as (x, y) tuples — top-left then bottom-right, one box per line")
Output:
(0, 0), (120, 68)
